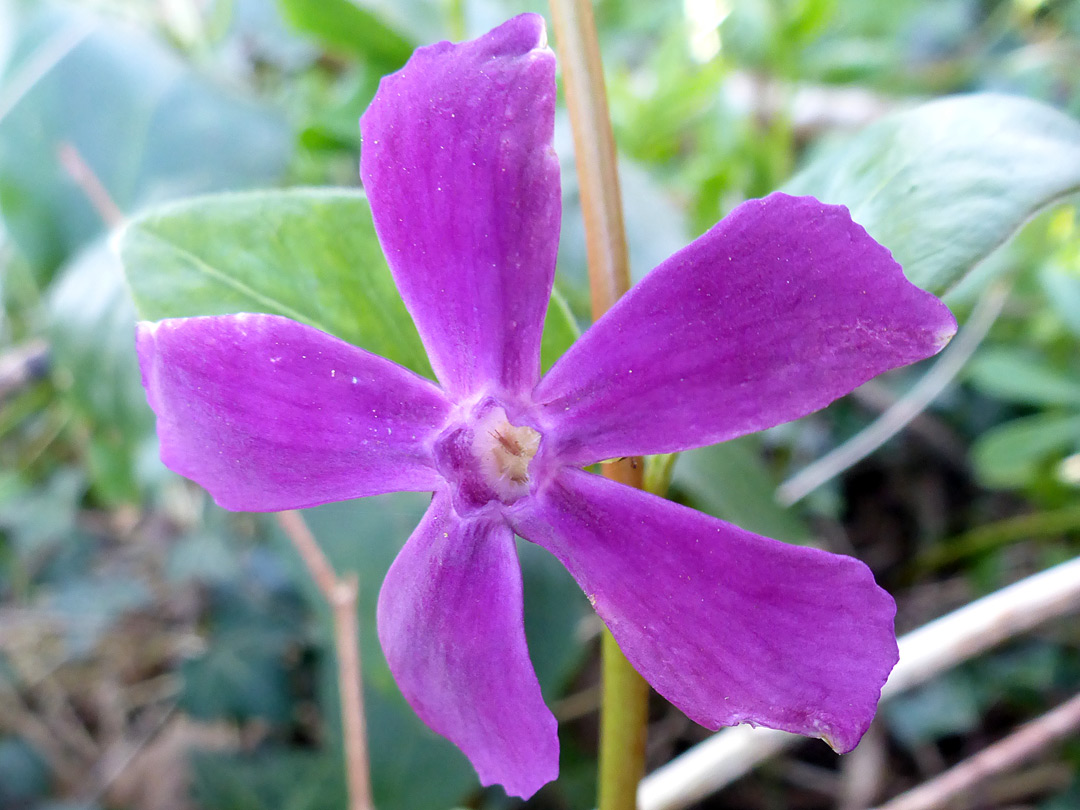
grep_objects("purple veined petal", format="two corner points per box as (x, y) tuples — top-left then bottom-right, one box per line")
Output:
(378, 490), (558, 798)
(533, 193), (958, 465)
(512, 468), (899, 752)
(360, 14), (560, 401)
(137, 313), (451, 511)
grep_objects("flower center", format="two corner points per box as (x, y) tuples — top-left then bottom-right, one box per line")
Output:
(482, 413), (541, 491)
(433, 400), (543, 516)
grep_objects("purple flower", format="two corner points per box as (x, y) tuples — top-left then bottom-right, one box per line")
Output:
(136, 14), (956, 799)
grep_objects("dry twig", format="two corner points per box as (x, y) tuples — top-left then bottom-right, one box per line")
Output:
(57, 141), (124, 228)
(275, 510), (373, 810)
(0, 339), (50, 401)
(871, 692), (1080, 810)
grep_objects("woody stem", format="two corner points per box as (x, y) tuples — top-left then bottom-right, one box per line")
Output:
(276, 511), (374, 810)
(547, 1), (650, 808)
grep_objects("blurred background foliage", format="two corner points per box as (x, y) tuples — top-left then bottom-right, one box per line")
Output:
(0, 0), (1078, 808)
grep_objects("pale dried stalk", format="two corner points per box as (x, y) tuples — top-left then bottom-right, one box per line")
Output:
(548, 0), (633, 318)
(638, 555), (1080, 810)
(0, 19), (95, 124)
(871, 691), (1080, 810)
(276, 511), (373, 810)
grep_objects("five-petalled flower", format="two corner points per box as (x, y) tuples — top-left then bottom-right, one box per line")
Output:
(136, 14), (957, 799)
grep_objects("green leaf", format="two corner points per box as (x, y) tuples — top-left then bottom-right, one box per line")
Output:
(180, 586), (303, 724)
(541, 286), (580, 374)
(191, 749), (345, 810)
(276, 0), (414, 69)
(0, 467), (84, 558)
(1040, 264), (1080, 339)
(972, 412), (1080, 489)
(966, 348), (1080, 407)
(121, 189), (432, 375)
(672, 436), (810, 544)
(120, 188), (582, 378)
(0, 4), (290, 275)
(45, 574), (151, 656)
(47, 240), (153, 501)
(785, 94), (1080, 296)
(885, 673), (982, 747)
(166, 532), (243, 585)
(0, 738), (52, 806)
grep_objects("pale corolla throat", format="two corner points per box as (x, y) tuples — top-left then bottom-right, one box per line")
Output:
(433, 399), (544, 516)
(480, 409), (541, 491)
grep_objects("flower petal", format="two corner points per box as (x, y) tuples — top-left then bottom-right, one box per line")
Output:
(512, 469), (898, 752)
(378, 490), (558, 798)
(360, 14), (560, 400)
(137, 314), (451, 510)
(534, 193), (957, 465)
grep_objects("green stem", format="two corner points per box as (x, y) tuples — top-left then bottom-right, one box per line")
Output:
(910, 503), (1080, 576)
(598, 629), (650, 810)
(546, 1), (649, 807)
(447, 0), (466, 41)
(597, 457), (677, 809)
(643, 453), (678, 497)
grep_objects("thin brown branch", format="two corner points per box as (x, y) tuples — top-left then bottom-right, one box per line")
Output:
(57, 141), (124, 228)
(275, 511), (373, 810)
(871, 692), (1080, 810)
(275, 510), (339, 602)
(333, 573), (371, 808)
(0, 678), (85, 788)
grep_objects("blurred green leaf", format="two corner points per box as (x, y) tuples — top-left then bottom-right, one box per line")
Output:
(967, 348), (1080, 407)
(885, 672), (982, 746)
(44, 573), (151, 656)
(1041, 264), (1080, 339)
(191, 749), (345, 810)
(0, 466), (83, 558)
(0, 4), (290, 275)
(972, 412), (1080, 489)
(181, 587), (301, 723)
(167, 532), (243, 585)
(673, 436), (810, 544)
(541, 287), (580, 374)
(277, 0), (414, 69)
(0, 737), (51, 805)
(121, 188), (581, 378)
(786, 94), (1080, 296)
(181, 637), (292, 724)
(354, 0), (446, 43)
(47, 240), (151, 501)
